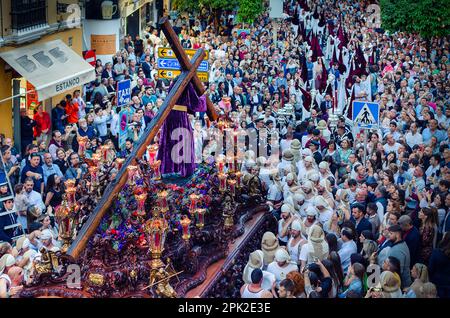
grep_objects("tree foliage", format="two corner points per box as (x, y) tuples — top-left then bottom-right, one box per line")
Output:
(172, 0), (237, 13)
(380, 0), (450, 38)
(236, 0), (264, 24)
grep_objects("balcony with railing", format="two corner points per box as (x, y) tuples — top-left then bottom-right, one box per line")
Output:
(7, 0), (49, 44)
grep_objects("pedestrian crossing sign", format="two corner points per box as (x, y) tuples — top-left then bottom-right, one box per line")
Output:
(352, 101), (379, 129)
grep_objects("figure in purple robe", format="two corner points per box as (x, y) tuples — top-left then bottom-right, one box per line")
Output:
(157, 82), (206, 177)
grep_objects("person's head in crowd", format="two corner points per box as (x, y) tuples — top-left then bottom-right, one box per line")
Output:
(418, 207), (438, 228)
(278, 278), (295, 298)
(341, 227), (354, 242)
(69, 152), (80, 168)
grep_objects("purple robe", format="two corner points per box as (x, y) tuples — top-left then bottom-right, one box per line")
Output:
(157, 83), (206, 177)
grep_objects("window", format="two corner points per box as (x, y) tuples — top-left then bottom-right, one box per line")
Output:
(11, 0), (47, 31)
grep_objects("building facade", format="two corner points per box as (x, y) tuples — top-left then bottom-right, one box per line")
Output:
(0, 0), (84, 145)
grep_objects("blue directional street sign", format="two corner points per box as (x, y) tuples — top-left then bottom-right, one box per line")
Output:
(116, 79), (131, 107)
(157, 58), (209, 72)
(352, 101), (380, 129)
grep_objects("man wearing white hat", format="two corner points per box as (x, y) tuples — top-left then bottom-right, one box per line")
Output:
(298, 156), (315, 182)
(293, 193), (308, 218)
(242, 250), (276, 291)
(314, 196), (333, 231)
(38, 229), (60, 254)
(277, 149), (295, 177)
(266, 248), (298, 288)
(278, 204), (300, 246)
(257, 156), (271, 191)
(318, 161), (336, 186)
(287, 220), (307, 265)
(282, 173), (300, 199)
(0, 253), (15, 298)
(303, 206), (319, 237)
(300, 180), (316, 208)
(266, 173), (284, 215)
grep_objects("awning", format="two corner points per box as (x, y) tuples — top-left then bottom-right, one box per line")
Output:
(0, 39), (95, 101)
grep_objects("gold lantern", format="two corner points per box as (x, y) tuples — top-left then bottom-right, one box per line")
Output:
(147, 144), (159, 164)
(127, 165), (139, 185)
(180, 215), (191, 242)
(195, 208), (206, 229)
(77, 136), (89, 157)
(144, 217), (168, 269)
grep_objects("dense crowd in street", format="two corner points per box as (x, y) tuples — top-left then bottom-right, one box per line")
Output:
(1, 0), (449, 298)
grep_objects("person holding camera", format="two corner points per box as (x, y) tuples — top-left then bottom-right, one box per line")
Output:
(64, 152), (87, 183)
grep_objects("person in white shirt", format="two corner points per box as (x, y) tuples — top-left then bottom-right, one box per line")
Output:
(383, 134), (402, 155)
(337, 227), (357, 275)
(23, 178), (45, 213)
(425, 154), (440, 180)
(278, 204), (299, 246)
(299, 224), (329, 271)
(287, 220), (307, 265)
(266, 248), (298, 288)
(240, 268), (273, 299)
(314, 195), (333, 231)
(405, 123), (423, 148)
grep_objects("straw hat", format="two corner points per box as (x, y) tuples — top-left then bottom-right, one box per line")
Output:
(261, 232), (279, 265)
(242, 250), (264, 284)
(0, 254), (15, 274)
(317, 120), (327, 130)
(290, 139), (302, 151)
(15, 236), (27, 251)
(282, 149), (294, 162)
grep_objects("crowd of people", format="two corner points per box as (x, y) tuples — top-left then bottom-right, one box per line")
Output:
(238, 0), (449, 299)
(1, 0), (449, 298)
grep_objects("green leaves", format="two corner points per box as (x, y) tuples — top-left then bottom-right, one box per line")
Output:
(236, 0), (264, 24)
(380, 0), (450, 38)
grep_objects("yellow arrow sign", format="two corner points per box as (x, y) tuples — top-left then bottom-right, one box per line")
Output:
(157, 69), (209, 82)
(157, 47), (209, 60)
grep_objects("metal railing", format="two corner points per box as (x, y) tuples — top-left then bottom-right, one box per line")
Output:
(11, 0), (48, 32)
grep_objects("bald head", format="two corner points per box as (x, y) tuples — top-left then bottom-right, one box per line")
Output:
(7, 266), (24, 286)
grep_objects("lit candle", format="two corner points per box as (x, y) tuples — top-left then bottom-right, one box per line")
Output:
(189, 193), (199, 214)
(218, 173), (227, 192)
(115, 158), (125, 170)
(147, 144), (159, 164)
(77, 136), (88, 157)
(92, 153), (102, 168)
(157, 190), (168, 211)
(196, 208), (206, 229)
(135, 192), (147, 216)
(228, 179), (236, 196)
(89, 166), (98, 185)
(180, 215), (191, 241)
(66, 186), (77, 206)
(235, 171), (242, 187)
(101, 145), (109, 161)
(127, 165), (139, 184)
(226, 155), (234, 172)
(151, 160), (162, 180)
(64, 179), (76, 189)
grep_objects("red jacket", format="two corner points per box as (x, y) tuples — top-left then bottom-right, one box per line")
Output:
(33, 111), (51, 137)
(66, 101), (79, 124)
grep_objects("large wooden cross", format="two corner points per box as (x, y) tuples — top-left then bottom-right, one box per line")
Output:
(67, 18), (218, 260)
